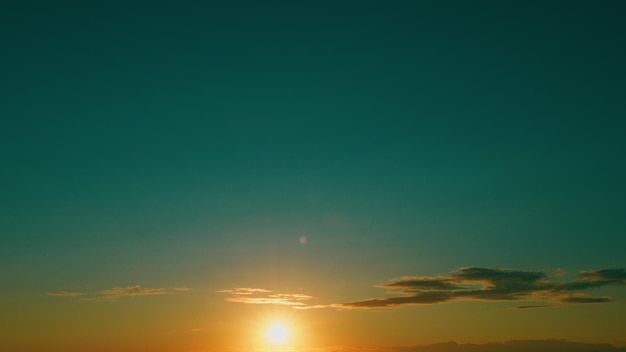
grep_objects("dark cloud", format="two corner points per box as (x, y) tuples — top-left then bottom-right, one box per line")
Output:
(340, 291), (454, 308)
(515, 305), (552, 309)
(559, 294), (612, 304)
(340, 267), (626, 309)
(453, 267), (548, 283)
(381, 277), (462, 291)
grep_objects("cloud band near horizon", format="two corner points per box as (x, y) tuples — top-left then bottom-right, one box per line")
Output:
(340, 267), (626, 309)
(217, 267), (626, 310)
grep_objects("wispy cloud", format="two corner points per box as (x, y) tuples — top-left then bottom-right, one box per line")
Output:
(172, 286), (192, 292)
(338, 267), (626, 309)
(216, 287), (272, 295)
(46, 285), (191, 301)
(45, 291), (83, 297)
(217, 287), (315, 306)
(97, 285), (167, 301)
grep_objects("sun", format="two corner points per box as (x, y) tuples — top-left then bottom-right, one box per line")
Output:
(255, 311), (304, 348)
(266, 323), (289, 344)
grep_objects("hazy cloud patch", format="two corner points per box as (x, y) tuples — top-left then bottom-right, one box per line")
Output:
(98, 285), (166, 300)
(339, 267), (626, 309)
(172, 286), (192, 292)
(46, 285), (191, 301)
(580, 268), (626, 282)
(45, 291), (83, 297)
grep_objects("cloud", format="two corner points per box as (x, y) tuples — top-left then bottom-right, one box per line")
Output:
(515, 305), (553, 309)
(216, 267), (626, 311)
(172, 286), (192, 292)
(98, 285), (167, 300)
(218, 287), (315, 306)
(580, 268), (626, 282)
(216, 287), (272, 295)
(302, 340), (626, 352)
(393, 340), (626, 352)
(559, 294), (612, 304)
(46, 285), (191, 301)
(338, 267), (626, 309)
(45, 291), (83, 297)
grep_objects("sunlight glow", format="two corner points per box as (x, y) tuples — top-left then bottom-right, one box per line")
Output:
(266, 323), (289, 344)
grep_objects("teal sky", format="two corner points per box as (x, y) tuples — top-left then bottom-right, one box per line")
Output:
(1, 1), (626, 350)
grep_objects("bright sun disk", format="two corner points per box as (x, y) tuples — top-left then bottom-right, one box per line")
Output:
(266, 323), (289, 344)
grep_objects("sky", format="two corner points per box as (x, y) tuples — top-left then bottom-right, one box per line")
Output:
(1, 1), (626, 351)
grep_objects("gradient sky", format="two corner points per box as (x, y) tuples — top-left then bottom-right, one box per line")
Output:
(1, 1), (626, 352)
